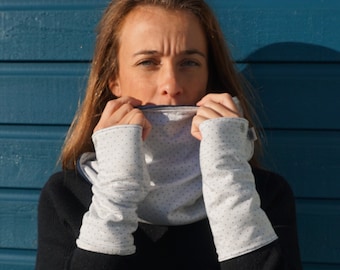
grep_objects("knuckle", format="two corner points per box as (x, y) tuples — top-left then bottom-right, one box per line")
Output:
(221, 92), (233, 100)
(105, 99), (119, 110)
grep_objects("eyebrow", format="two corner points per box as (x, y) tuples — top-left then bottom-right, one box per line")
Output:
(133, 49), (206, 58)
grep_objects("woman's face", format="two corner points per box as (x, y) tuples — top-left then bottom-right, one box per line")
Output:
(109, 5), (208, 106)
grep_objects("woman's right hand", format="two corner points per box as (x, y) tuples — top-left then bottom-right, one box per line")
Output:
(94, 96), (152, 140)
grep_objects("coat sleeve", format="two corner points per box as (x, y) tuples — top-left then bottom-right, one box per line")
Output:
(35, 171), (128, 270)
(199, 117), (278, 261)
(219, 169), (302, 270)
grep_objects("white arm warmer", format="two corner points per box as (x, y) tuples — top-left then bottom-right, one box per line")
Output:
(199, 117), (278, 261)
(76, 125), (150, 255)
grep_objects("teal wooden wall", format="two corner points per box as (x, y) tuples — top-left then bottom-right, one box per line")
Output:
(1, 0), (339, 269)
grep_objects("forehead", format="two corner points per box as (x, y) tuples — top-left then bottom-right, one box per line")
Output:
(118, 5), (206, 49)
(125, 5), (198, 22)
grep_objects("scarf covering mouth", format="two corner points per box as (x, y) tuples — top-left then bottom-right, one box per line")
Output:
(141, 105), (200, 186)
(138, 96), (245, 188)
(77, 100), (278, 260)
(136, 105), (206, 224)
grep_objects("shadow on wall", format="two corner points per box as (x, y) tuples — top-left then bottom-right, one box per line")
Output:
(240, 41), (340, 131)
(240, 44), (340, 267)
(242, 41), (340, 62)
(238, 42), (340, 199)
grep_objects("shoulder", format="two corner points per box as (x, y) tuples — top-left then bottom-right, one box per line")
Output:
(39, 170), (93, 229)
(41, 170), (92, 205)
(252, 167), (295, 211)
(252, 167), (293, 193)
(36, 171), (94, 268)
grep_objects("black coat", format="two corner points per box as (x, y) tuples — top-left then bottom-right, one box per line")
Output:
(35, 168), (302, 270)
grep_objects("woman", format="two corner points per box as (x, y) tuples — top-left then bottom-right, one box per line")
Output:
(35, 0), (302, 269)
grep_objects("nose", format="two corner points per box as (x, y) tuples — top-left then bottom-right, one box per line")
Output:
(158, 64), (182, 99)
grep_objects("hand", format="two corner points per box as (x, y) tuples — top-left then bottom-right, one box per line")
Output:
(94, 96), (152, 140)
(191, 93), (241, 140)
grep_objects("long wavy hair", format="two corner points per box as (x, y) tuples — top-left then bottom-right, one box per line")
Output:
(60, 0), (260, 170)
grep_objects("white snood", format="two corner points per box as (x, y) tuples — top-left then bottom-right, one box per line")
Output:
(77, 102), (277, 260)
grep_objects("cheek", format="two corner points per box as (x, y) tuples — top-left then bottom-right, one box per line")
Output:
(183, 80), (207, 104)
(120, 77), (156, 100)
(192, 72), (208, 96)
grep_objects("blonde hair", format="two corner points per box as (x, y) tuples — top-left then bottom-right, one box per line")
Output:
(61, 0), (259, 169)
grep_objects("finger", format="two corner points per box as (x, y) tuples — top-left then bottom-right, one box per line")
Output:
(141, 118), (152, 140)
(94, 103), (133, 132)
(118, 108), (152, 140)
(99, 97), (141, 121)
(196, 100), (240, 118)
(94, 97), (142, 132)
(196, 93), (240, 116)
(191, 114), (208, 141)
(106, 96), (142, 112)
(112, 103), (137, 124)
(192, 93), (241, 140)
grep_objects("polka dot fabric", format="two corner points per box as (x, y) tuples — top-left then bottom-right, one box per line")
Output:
(77, 104), (277, 260)
(138, 106), (205, 224)
(77, 126), (150, 255)
(199, 117), (277, 261)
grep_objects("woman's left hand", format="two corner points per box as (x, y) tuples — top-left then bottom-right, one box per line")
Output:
(191, 93), (241, 140)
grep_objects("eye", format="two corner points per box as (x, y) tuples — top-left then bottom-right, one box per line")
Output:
(137, 59), (159, 67)
(180, 59), (200, 67)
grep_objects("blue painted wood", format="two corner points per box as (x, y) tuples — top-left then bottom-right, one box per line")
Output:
(2, 191), (339, 266)
(0, 123), (338, 200)
(2, 62), (340, 129)
(262, 130), (340, 199)
(240, 62), (340, 130)
(296, 199), (340, 264)
(0, 1), (339, 269)
(0, 249), (35, 270)
(0, 10), (100, 61)
(0, 0), (107, 8)
(0, 63), (88, 125)
(0, 189), (39, 249)
(209, 0), (340, 62)
(1, 0), (340, 61)
(303, 264), (340, 270)
(1, 126), (339, 201)
(0, 125), (66, 189)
